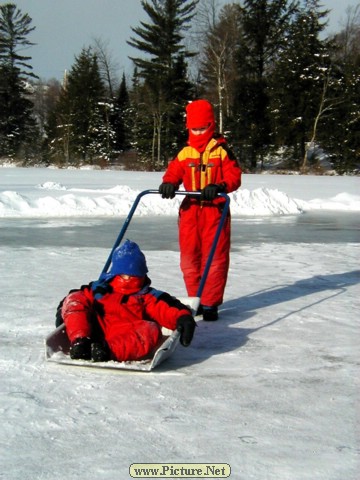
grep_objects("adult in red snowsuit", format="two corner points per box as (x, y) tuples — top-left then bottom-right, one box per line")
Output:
(159, 99), (242, 321)
(61, 240), (196, 362)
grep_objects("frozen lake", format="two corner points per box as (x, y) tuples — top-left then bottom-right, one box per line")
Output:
(1, 211), (359, 250)
(1, 168), (359, 480)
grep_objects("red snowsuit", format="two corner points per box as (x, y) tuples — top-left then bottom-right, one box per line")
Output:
(162, 136), (242, 307)
(61, 277), (191, 362)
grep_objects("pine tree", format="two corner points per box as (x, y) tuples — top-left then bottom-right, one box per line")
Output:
(127, 0), (198, 169)
(268, 0), (333, 169)
(111, 73), (131, 152)
(232, 0), (298, 170)
(0, 3), (38, 158)
(48, 48), (110, 165)
(127, 68), (154, 169)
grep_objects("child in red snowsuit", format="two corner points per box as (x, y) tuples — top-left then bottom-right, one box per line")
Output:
(61, 240), (196, 362)
(159, 99), (242, 321)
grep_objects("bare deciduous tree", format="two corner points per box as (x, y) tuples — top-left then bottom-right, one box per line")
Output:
(337, 4), (360, 61)
(194, 2), (243, 131)
(92, 37), (120, 97)
(301, 70), (344, 171)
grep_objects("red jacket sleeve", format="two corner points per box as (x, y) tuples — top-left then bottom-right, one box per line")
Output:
(143, 289), (192, 331)
(61, 287), (94, 342)
(162, 155), (185, 189)
(220, 145), (242, 193)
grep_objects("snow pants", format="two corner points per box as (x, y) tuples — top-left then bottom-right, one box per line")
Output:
(178, 199), (230, 307)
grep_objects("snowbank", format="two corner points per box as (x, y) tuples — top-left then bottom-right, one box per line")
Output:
(0, 167), (359, 217)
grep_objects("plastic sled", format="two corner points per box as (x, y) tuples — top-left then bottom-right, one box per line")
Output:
(45, 190), (230, 371)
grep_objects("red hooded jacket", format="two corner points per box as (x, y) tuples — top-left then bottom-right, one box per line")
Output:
(61, 277), (191, 362)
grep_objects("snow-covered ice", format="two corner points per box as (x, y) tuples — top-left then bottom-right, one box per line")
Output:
(0, 167), (359, 480)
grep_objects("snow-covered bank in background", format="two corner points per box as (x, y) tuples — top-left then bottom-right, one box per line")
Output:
(0, 167), (359, 217)
(0, 167), (359, 480)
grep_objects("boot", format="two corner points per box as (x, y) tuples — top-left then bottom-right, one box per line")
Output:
(202, 306), (218, 321)
(70, 337), (91, 360)
(91, 342), (110, 362)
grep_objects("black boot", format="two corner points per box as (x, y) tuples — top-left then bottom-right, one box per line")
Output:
(202, 306), (218, 321)
(196, 305), (203, 316)
(91, 342), (110, 362)
(70, 337), (91, 360)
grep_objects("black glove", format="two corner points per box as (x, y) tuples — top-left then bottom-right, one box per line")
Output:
(159, 183), (176, 199)
(176, 315), (196, 347)
(200, 183), (225, 201)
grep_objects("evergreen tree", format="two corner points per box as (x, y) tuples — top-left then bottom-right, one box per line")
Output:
(127, 67), (154, 169)
(268, 0), (333, 169)
(48, 48), (111, 165)
(232, 0), (298, 170)
(0, 3), (38, 158)
(166, 53), (194, 151)
(111, 73), (131, 152)
(127, 0), (198, 169)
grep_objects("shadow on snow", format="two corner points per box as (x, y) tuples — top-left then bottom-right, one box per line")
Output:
(161, 269), (360, 371)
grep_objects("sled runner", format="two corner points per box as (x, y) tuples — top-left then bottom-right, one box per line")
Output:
(45, 190), (230, 371)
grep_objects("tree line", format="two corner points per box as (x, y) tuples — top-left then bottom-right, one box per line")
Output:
(0, 0), (359, 173)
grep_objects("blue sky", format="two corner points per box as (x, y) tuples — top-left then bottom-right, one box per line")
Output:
(12, 0), (359, 81)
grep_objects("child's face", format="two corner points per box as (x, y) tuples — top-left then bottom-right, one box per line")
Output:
(190, 125), (210, 135)
(119, 274), (133, 280)
(112, 274), (145, 293)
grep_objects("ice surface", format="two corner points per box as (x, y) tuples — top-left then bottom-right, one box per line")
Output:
(0, 167), (359, 480)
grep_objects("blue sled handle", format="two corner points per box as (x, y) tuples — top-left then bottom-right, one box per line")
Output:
(100, 190), (230, 299)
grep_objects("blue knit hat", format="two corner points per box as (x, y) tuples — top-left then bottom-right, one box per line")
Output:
(108, 240), (148, 277)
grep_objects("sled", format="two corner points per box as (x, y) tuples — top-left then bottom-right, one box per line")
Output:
(45, 297), (199, 371)
(45, 190), (230, 371)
